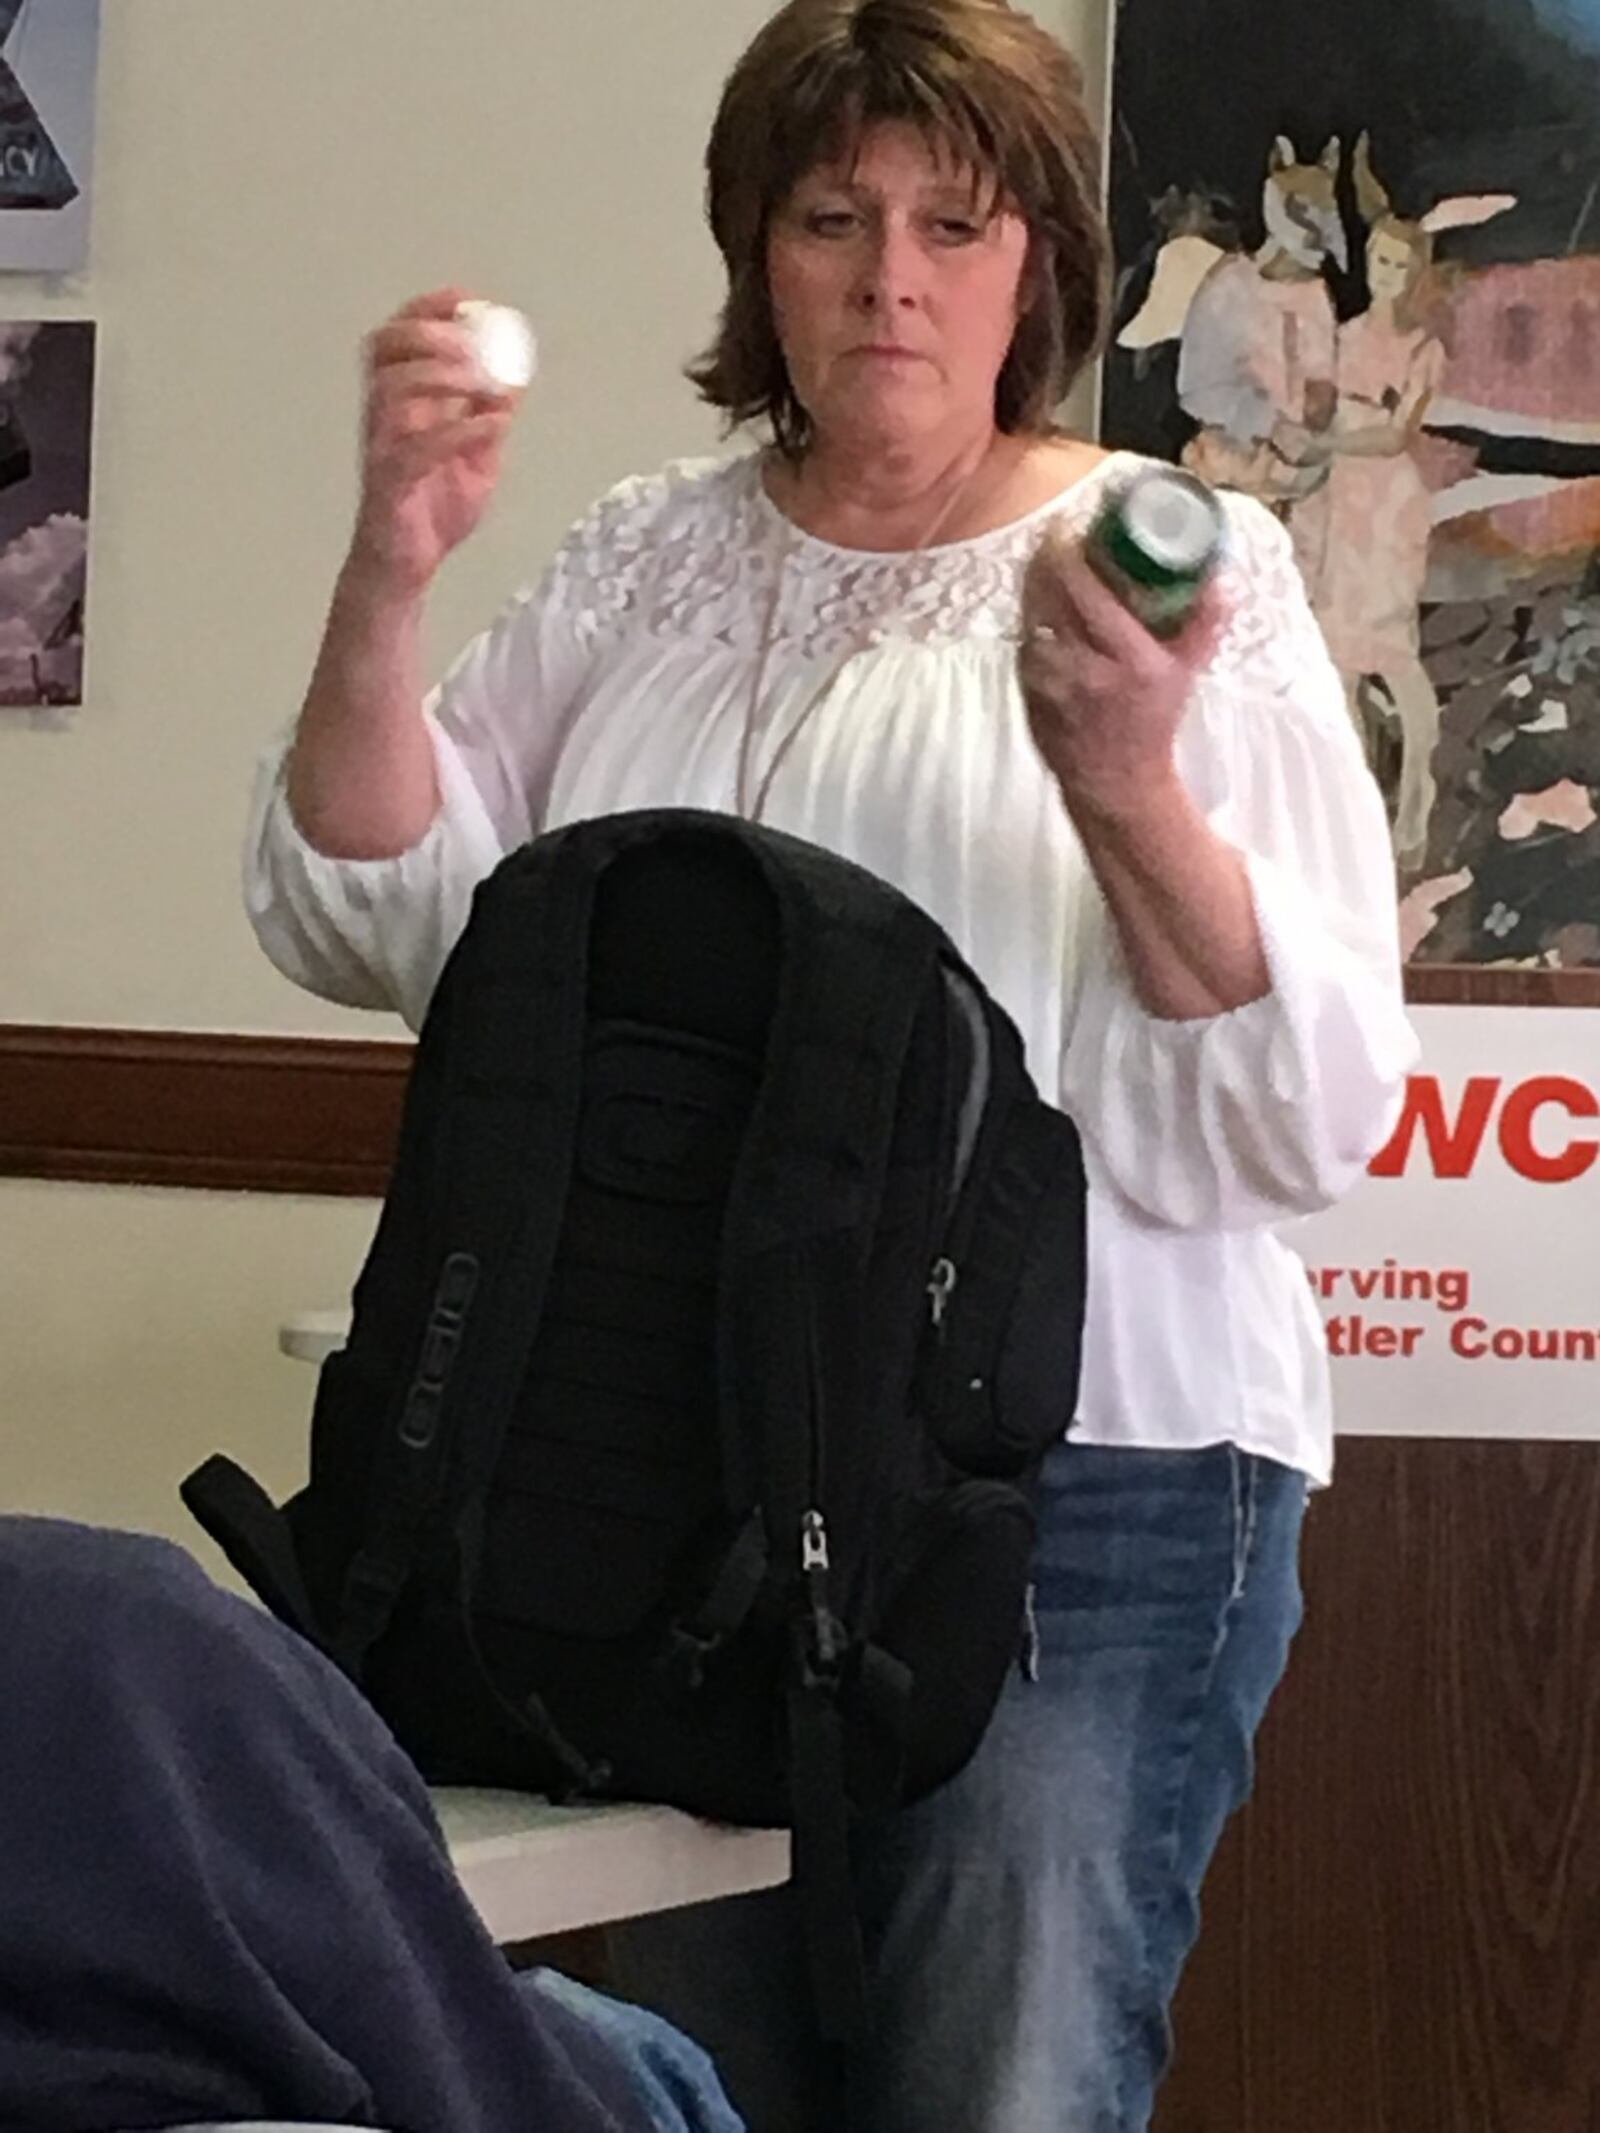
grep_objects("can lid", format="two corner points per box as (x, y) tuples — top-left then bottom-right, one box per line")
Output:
(1119, 471), (1222, 575)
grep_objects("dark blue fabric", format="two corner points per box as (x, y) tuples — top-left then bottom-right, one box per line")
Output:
(0, 1516), (659, 2133)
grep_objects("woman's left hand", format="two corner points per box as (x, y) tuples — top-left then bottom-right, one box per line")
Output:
(1017, 533), (1228, 823)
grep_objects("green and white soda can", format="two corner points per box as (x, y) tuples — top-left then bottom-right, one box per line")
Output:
(1084, 468), (1224, 638)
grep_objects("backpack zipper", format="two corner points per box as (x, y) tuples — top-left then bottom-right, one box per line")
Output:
(798, 1284), (843, 1672)
(800, 1508), (844, 1670)
(942, 967), (991, 1213)
(927, 1256), (959, 1331)
(802, 1508), (829, 1574)
(924, 967), (992, 1337)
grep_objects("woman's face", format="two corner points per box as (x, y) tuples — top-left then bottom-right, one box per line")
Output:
(766, 121), (1032, 456)
(1366, 226), (1419, 307)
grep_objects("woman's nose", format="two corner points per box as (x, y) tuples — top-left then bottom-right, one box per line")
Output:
(852, 223), (920, 311)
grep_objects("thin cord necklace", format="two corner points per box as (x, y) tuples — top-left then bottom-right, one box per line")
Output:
(734, 435), (1020, 821)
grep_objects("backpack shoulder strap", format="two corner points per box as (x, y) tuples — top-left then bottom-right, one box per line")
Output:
(712, 823), (948, 2044)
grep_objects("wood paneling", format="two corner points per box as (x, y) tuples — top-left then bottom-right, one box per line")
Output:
(1156, 1439), (1600, 2133)
(1406, 967), (1600, 1008)
(0, 981), (1587, 1204)
(0, 1024), (409, 1197)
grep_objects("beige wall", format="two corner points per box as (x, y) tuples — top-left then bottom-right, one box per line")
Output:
(0, 0), (1109, 1554)
(0, 1180), (377, 1572)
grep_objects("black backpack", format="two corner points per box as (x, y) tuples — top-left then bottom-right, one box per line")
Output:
(184, 809), (1086, 2038)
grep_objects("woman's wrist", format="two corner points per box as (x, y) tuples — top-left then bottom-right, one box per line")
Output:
(1048, 754), (1193, 843)
(337, 532), (433, 616)
(1055, 766), (1271, 1019)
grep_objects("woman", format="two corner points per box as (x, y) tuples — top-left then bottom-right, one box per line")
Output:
(0, 1516), (743, 2133)
(246, 3), (1416, 2128)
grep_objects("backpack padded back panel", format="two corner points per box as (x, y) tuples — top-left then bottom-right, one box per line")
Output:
(362, 833), (796, 1809)
(473, 840), (778, 1746)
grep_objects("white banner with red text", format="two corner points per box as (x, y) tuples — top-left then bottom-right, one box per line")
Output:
(1295, 1006), (1600, 1438)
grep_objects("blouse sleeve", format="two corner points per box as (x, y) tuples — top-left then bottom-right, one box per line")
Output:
(1060, 492), (1420, 1232)
(243, 486), (640, 1031)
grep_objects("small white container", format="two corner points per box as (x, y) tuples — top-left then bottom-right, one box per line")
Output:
(455, 299), (538, 392)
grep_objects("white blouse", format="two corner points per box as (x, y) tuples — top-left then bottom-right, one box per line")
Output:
(246, 450), (1418, 1486)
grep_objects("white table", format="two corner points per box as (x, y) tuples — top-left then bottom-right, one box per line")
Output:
(436, 1788), (790, 1944)
(280, 1312), (793, 1942)
(279, 1309), (351, 1365)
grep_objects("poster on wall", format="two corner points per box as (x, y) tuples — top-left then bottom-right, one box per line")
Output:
(0, 0), (100, 274)
(1104, 0), (1600, 1000)
(0, 320), (93, 721)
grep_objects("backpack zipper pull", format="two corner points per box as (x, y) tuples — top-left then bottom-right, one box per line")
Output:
(799, 1510), (844, 1674)
(927, 1257), (958, 1331)
(801, 1508), (830, 1576)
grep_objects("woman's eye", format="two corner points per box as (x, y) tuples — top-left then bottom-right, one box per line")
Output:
(933, 217), (982, 243)
(805, 210), (858, 237)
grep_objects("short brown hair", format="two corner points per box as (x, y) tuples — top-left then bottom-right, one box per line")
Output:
(689, 0), (1109, 456)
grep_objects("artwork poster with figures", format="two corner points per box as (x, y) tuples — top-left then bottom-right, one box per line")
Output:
(1104, 0), (1600, 1439)
(1104, 0), (1600, 996)
(0, 0), (99, 274)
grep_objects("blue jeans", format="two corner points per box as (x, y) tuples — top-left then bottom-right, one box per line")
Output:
(518, 1971), (746, 2132)
(609, 1441), (1307, 2133)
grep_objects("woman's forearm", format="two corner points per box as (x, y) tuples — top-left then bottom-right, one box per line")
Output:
(285, 555), (441, 860)
(1065, 771), (1271, 1021)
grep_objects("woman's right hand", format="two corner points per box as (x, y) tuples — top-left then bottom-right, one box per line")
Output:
(350, 287), (527, 597)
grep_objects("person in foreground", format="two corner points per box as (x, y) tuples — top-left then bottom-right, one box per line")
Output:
(244, 2), (1418, 2127)
(0, 1516), (743, 2133)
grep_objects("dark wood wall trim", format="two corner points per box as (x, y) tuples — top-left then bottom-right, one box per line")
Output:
(1407, 966), (1600, 1007)
(0, 1025), (410, 1197)
(2, 971), (1596, 1200)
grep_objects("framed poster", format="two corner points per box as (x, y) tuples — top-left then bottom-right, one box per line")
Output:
(0, 319), (93, 720)
(1104, 0), (1600, 1003)
(0, 0), (100, 273)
